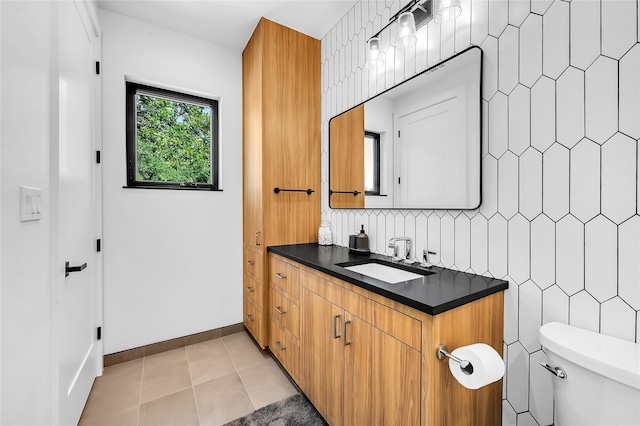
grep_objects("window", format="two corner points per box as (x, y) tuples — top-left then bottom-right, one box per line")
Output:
(125, 82), (220, 190)
(364, 131), (381, 195)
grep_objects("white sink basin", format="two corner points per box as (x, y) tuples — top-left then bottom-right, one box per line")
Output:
(343, 262), (424, 284)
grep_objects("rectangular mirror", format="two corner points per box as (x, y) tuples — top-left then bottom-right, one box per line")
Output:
(329, 46), (482, 210)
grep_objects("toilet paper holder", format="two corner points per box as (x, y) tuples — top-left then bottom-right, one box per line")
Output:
(437, 344), (474, 375)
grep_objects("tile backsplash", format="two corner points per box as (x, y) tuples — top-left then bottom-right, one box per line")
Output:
(320, 1), (639, 425)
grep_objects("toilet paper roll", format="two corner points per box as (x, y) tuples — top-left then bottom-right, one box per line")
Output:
(448, 343), (505, 390)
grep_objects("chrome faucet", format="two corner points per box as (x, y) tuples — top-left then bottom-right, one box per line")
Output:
(388, 237), (415, 264)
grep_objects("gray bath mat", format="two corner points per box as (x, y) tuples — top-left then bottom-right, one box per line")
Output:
(224, 393), (327, 426)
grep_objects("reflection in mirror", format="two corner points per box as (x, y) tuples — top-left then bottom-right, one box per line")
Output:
(329, 46), (482, 210)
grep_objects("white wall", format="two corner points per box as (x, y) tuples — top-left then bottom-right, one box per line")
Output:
(0, 1), (54, 424)
(99, 10), (243, 354)
(323, 1), (640, 425)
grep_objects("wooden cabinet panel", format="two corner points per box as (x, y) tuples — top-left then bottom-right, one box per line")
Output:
(301, 288), (344, 426)
(242, 21), (264, 252)
(270, 287), (300, 339)
(243, 296), (262, 343)
(269, 320), (300, 383)
(370, 325), (421, 425)
(269, 256), (300, 303)
(243, 273), (263, 310)
(329, 104), (365, 208)
(342, 287), (421, 350)
(243, 246), (263, 283)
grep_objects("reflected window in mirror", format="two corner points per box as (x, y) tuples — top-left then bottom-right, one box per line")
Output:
(364, 131), (381, 195)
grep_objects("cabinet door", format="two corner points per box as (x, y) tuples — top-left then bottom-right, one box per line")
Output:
(242, 20), (263, 251)
(343, 313), (372, 425)
(344, 312), (421, 426)
(301, 288), (344, 426)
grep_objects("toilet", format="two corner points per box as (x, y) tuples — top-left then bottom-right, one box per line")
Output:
(539, 322), (640, 426)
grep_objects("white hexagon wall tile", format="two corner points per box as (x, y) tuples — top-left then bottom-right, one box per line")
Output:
(530, 76), (556, 152)
(542, 0), (569, 79)
(619, 44), (640, 139)
(619, 216), (640, 310)
(320, 2), (640, 424)
(519, 13), (542, 88)
(530, 214), (555, 289)
(569, 0), (600, 70)
(585, 56), (618, 144)
(570, 138), (601, 223)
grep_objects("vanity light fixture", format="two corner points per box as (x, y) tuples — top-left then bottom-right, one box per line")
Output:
(365, 0), (463, 68)
(434, 0), (462, 24)
(395, 11), (418, 49)
(366, 36), (385, 69)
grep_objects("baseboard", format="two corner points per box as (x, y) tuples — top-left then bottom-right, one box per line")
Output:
(103, 323), (246, 367)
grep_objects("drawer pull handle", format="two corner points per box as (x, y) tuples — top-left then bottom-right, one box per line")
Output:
(275, 341), (286, 351)
(255, 231), (261, 246)
(276, 273), (286, 280)
(246, 260), (255, 266)
(333, 314), (342, 339)
(344, 320), (352, 346)
(246, 314), (254, 322)
(246, 286), (254, 293)
(275, 306), (286, 315)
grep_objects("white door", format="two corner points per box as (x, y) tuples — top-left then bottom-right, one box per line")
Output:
(56, 2), (99, 424)
(396, 93), (465, 208)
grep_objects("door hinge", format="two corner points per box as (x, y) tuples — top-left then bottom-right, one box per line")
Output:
(97, 326), (102, 340)
(95, 61), (100, 75)
(96, 150), (101, 164)
(96, 238), (101, 252)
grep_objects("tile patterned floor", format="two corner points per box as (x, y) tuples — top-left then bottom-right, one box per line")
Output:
(79, 331), (298, 426)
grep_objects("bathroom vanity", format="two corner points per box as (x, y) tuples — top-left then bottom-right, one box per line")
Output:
(267, 243), (508, 426)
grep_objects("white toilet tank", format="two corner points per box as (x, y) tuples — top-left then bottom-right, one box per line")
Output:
(539, 322), (640, 426)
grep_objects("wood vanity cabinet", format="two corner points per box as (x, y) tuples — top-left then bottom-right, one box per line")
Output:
(241, 18), (320, 347)
(300, 268), (421, 426)
(273, 257), (503, 426)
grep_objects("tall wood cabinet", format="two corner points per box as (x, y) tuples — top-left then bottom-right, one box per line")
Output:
(242, 18), (320, 348)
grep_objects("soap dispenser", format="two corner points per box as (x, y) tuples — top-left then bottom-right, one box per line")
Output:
(355, 225), (370, 252)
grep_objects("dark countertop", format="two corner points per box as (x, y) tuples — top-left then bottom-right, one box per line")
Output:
(267, 243), (508, 316)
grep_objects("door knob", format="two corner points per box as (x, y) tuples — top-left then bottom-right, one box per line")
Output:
(65, 261), (87, 277)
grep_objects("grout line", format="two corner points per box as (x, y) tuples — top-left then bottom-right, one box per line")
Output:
(137, 356), (144, 426)
(221, 332), (257, 410)
(184, 344), (202, 425)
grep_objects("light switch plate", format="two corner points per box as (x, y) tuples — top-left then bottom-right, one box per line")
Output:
(20, 186), (43, 222)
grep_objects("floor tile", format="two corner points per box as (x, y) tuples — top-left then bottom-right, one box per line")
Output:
(186, 338), (236, 386)
(78, 407), (138, 426)
(238, 358), (298, 409)
(141, 348), (192, 403)
(194, 373), (255, 426)
(222, 332), (271, 371)
(139, 388), (199, 426)
(79, 359), (142, 423)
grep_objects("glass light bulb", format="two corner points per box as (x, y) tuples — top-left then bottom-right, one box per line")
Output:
(435, 0), (462, 24)
(395, 12), (417, 49)
(366, 37), (385, 69)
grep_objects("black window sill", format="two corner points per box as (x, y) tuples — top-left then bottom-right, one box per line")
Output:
(123, 185), (223, 191)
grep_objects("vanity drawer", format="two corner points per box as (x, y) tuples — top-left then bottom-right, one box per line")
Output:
(243, 273), (263, 310)
(270, 287), (300, 339)
(244, 246), (263, 283)
(270, 320), (300, 383)
(243, 297), (262, 342)
(269, 255), (300, 302)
